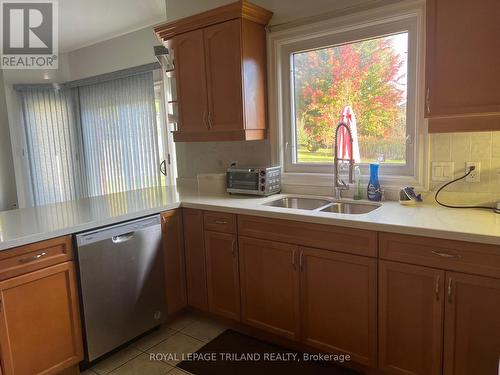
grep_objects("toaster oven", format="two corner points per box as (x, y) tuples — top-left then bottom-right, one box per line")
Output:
(226, 166), (281, 196)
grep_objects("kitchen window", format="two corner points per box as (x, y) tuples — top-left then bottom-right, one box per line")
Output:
(16, 65), (175, 206)
(270, 4), (424, 184)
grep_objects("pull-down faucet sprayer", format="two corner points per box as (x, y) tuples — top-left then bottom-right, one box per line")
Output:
(333, 122), (355, 199)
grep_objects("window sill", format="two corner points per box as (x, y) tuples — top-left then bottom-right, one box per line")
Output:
(281, 172), (425, 195)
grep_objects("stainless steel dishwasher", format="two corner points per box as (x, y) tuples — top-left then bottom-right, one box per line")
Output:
(75, 215), (167, 362)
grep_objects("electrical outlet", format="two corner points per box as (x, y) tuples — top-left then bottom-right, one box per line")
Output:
(465, 161), (480, 183)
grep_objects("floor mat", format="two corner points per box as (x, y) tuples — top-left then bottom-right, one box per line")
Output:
(177, 329), (360, 375)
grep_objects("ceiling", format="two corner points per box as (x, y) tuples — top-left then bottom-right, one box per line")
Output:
(58, 0), (167, 52)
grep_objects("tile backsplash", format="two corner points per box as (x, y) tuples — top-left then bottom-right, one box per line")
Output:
(429, 131), (500, 194)
(176, 140), (271, 179)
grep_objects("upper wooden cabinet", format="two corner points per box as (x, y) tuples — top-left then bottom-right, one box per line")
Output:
(426, 0), (500, 132)
(155, 1), (273, 142)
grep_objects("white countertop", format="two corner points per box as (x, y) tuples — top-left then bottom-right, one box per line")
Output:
(1, 185), (499, 251)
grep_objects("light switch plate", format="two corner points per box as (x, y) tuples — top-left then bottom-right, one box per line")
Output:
(431, 162), (455, 182)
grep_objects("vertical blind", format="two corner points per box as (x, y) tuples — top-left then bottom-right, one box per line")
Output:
(19, 88), (86, 205)
(79, 72), (161, 196)
(18, 70), (162, 205)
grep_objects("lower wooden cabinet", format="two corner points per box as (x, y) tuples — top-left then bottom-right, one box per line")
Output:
(0, 261), (83, 375)
(379, 260), (444, 375)
(205, 230), (240, 320)
(238, 237), (300, 340)
(380, 260), (500, 375)
(183, 208), (209, 311)
(162, 210), (187, 315)
(443, 272), (500, 375)
(300, 247), (377, 367)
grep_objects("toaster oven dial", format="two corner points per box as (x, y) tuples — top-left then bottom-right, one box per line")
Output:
(260, 185), (265, 192)
(260, 178), (266, 184)
(260, 170), (266, 176)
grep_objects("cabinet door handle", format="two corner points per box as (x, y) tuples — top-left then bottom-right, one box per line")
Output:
(203, 108), (209, 130)
(299, 250), (304, 271)
(19, 252), (46, 264)
(447, 277), (453, 303)
(426, 87), (431, 114)
(435, 274), (440, 300)
(231, 240), (237, 256)
(207, 111), (213, 129)
(214, 220), (227, 225)
(431, 250), (462, 259)
(291, 249), (296, 270)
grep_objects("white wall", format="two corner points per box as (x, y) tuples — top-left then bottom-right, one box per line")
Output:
(67, 27), (159, 81)
(166, 0), (390, 25)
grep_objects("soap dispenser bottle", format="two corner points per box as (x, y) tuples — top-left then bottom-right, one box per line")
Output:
(367, 163), (382, 201)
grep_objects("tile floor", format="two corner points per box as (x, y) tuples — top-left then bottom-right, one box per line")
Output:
(82, 312), (227, 375)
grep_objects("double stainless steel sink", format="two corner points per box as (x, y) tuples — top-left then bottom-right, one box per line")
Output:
(262, 196), (380, 215)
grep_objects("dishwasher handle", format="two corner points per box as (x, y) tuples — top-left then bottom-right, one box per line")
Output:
(111, 232), (135, 244)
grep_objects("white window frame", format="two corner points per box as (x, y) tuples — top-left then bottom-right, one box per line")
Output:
(268, 1), (427, 190)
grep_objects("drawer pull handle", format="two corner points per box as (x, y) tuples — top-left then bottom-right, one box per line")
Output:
(214, 220), (228, 225)
(431, 250), (462, 259)
(299, 250), (304, 271)
(19, 252), (46, 264)
(291, 249), (296, 270)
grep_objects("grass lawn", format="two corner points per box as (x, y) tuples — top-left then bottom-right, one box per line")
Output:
(297, 148), (405, 164)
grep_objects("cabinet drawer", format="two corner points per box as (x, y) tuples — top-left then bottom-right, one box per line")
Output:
(203, 211), (237, 234)
(379, 232), (500, 278)
(238, 215), (377, 257)
(0, 236), (73, 281)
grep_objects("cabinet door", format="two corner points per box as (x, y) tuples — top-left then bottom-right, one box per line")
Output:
(426, 0), (500, 119)
(444, 272), (500, 375)
(162, 210), (187, 315)
(239, 237), (300, 340)
(0, 262), (83, 375)
(205, 231), (240, 320)
(183, 208), (208, 311)
(204, 19), (244, 132)
(172, 29), (208, 133)
(299, 247), (377, 367)
(379, 261), (444, 375)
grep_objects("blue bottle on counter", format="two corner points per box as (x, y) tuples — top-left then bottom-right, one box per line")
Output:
(367, 163), (382, 201)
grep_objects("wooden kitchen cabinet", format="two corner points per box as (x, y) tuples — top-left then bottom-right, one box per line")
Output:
(426, 0), (500, 132)
(205, 230), (240, 320)
(238, 237), (300, 340)
(379, 260), (444, 375)
(170, 29), (208, 135)
(161, 210), (187, 315)
(155, 1), (272, 142)
(443, 272), (500, 375)
(0, 262), (83, 375)
(183, 208), (209, 311)
(299, 247), (377, 367)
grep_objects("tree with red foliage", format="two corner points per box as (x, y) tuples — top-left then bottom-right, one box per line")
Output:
(294, 36), (406, 152)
